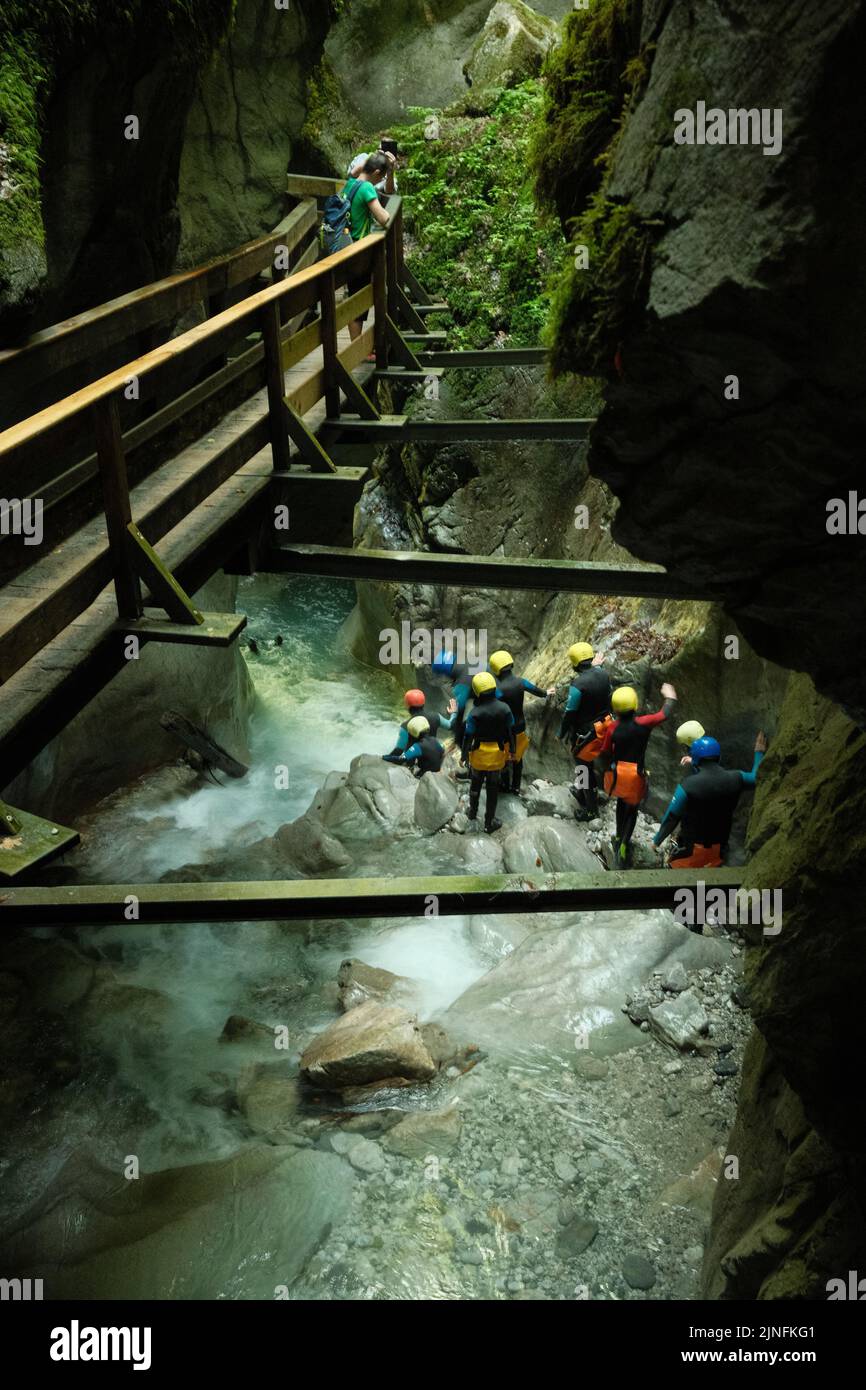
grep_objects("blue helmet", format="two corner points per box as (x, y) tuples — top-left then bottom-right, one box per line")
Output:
(432, 650), (455, 676)
(690, 736), (721, 766)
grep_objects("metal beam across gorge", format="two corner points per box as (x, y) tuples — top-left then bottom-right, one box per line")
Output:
(261, 544), (717, 602)
(0, 869), (745, 926)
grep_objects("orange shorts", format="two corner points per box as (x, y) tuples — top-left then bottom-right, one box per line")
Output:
(670, 843), (724, 869)
(603, 762), (646, 806)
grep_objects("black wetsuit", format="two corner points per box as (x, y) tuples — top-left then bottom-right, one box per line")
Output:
(463, 694), (516, 830)
(561, 663), (612, 815)
(495, 668), (547, 793)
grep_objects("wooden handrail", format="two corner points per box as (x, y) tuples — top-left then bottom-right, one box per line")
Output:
(0, 223), (394, 456)
(0, 201), (318, 398)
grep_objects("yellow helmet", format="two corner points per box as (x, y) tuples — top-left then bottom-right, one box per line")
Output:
(568, 642), (594, 667)
(407, 715), (430, 739)
(611, 686), (639, 714)
(489, 650), (513, 677)
(472, 672), (497, 697)
(676, 719), (705, 746)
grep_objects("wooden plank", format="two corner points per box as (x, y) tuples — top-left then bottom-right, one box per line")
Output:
(0, 201), (318, 407)
(319, 270), (341, 420)
(0, 234), (378, 455)
(0, 806), (80, 882)
(0, 465), (271, 779)
(373, 240), (388, 370)
(0, 868), (746, 925)
(324, 417), (595, 442)
(334, 359), (380, 420)
(126, 524), (204, 624)
(418, 349), (549, 367)
(286, 173), (344, 199)
(335, 284), (374, 331)
(285, 366), (325, 419)
(261, 302), (291, 471)
(262, 543), (714, 600)
(117, 611), (246, 647)
(385, 316), (423, 371)
(402, 264), (430, 302)
(283, 401), (337, 474)
(281, 318), (322, 372)
(337, 326), (376, 374)
(395, 284), (428, 334)
(92, 396), (142, 619)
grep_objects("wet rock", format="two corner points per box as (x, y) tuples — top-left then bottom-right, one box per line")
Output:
(462, 0), (558, 96)
(648, 990), (714, 1056)
(237, 1070), (301, 1135)
(299, 1000), (436, 1091)
(442, 912), (728, 1059)
(1, 1146), (353, 1298)
(337, 958), (412, 1013)
(383, 1107), (462, 1159)
(500, 1187), (559, 1240)
(714, 1058), (738, 1078)
(523, 781), (576, 819)
(572, 1053), (609, 1081)
(414, 772), (459, 833)
(308, 756), (417, 842)
(553, 1153), (578, 1184)
(501, 816), (598, 874)
(656, 1147), (725, 1218)
(418, 1021), (457, 1067)
(684, 1245), (704, 1265)
(221, 1014), (274, 1044)
(556, 1217), (599, 1257)
(272, 817), (352, 873)
(663, 960), (689, 994)
(347, 1138), (385, 1174)
(623, 1253), (656, 1291)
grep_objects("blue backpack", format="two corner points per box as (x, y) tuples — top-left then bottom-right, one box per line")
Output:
(320, 180), (362, 256)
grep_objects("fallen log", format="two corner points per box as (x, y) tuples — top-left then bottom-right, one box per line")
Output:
(160, 711), (248, 779)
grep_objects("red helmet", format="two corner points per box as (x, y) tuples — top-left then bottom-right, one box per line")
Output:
(403, 688), (425, 710)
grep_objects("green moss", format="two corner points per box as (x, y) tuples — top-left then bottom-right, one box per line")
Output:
(528, 0), (663, 375)
(0, 37), (46, 255)
(387, 82), (567, 349)
(299, 56), (361, 174)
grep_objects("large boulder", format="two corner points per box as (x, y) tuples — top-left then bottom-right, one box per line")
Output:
(463, 1), (559, 95)
(414, 772), (459, 833)
(440, 911), (729, 1058)
(306, 757), (418, 842)
(1, 1145), (353, 1299)
(501, 816), (599, 873)
(299, 1000), (437, 1091)
(383, 1106), (462, 1159)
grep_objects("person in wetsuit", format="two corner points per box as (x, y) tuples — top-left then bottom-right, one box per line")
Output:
(598, 682), (678, 865)
(433, 650), (488, 779)
(558, 643), (613, 821)
(383, 715), (446, 777)
(384, 688), (457, 758)
(653, 731), (767, 867)
(462, 672), (516, 833)
(488, 650), (555, 795)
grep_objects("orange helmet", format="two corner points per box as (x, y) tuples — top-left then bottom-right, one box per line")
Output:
(404, 689), (425, 709)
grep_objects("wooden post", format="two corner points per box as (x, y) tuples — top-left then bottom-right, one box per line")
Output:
(261, 301), (291, 471)
(92, 395), (142, 619)
(319, 269), (341, 420)
(395, 201), (406, 296)
(385, 218), (399, 326)
(372, 240), (389, 371)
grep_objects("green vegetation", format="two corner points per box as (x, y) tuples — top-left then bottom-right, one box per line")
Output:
(531, 0), (659, 375)
(389, 82), (566, 348)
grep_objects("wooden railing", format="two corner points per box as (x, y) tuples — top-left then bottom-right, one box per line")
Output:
(0, 193), (414, 685)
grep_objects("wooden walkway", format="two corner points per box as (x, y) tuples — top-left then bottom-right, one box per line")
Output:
(0, 324), (371, 781)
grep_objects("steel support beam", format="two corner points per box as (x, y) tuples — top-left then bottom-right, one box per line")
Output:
(0, 869), (745, 926)
(259, 543), (716, 601)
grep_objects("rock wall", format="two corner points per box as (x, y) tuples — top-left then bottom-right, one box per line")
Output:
(536, 0), (866, 1295)
(1, 0), (332, 334)
(4, 574), (254, 822)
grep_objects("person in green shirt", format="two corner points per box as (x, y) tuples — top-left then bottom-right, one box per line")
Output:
(343, 153), (391, 343)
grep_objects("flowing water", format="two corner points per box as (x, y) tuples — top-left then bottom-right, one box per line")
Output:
(3, 575), (738, 1301)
